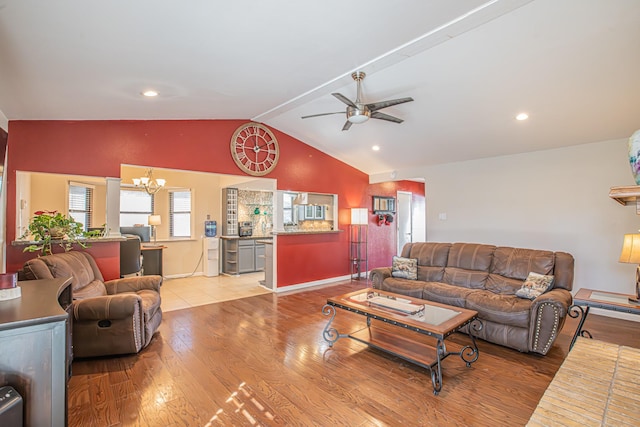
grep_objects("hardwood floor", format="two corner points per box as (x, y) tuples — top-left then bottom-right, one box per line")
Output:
(67, 281), (640, 426)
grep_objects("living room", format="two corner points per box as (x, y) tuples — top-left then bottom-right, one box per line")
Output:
(0, 1), (639, 426)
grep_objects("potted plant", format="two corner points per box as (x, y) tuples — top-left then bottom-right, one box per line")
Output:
(21, 210), (101, 255)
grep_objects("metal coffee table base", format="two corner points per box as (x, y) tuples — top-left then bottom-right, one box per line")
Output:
(322, 303), (482, 395)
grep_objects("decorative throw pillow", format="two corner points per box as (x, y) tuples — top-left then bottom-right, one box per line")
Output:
(515, 272), (554, 300)
(391, 256), (418, 280)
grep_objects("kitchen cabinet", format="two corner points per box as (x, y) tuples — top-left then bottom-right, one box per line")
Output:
(221, 238), (271, 275)
(238, 240), (255, 273)
(255, 242), (265, 271)
(298, 205), (325, 220)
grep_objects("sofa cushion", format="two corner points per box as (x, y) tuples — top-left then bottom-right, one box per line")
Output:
(379, 277), (424, 298)
(515, 272), (554, 300)
(465, 291), (531, 329)
(490, 247), (554, 280)
(443, 243), (495, 289)
(391, 256), (418, 280)
(485, 274), (525, 295)
(404, 242), (451, 282)
(421, 282), (477, 308)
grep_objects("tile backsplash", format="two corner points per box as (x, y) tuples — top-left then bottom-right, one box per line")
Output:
(238, 190), (273, 234)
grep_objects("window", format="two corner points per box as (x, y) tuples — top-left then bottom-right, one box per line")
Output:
(120, 189), (154, 226)
(170, 190), (191, 237)
(283, 192), (297, 224)
(69, 184), (93, 231)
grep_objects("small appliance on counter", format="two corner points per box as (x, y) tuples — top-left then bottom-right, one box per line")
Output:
(239, 221), (253, 237)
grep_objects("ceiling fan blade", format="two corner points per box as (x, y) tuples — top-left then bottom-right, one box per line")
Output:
(366, 97), (414, 112)
(301, 111), (344, 119)
(342, 121), (353, 131)
(371, 111), (403, 124)
(332, 93), (357, 108)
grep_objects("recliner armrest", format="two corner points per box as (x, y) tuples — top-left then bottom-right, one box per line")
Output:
(73, 293), (142, 321)
(528, 288), (573, 354)
(105, 275), (163, 294)
(370, 267), (392, 289)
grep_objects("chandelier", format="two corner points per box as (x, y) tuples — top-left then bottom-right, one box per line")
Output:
(132, 168), (166, 195)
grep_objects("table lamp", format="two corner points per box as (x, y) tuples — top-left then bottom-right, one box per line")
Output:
(148, 215), (161, 245)
(619, 233), (640, 299)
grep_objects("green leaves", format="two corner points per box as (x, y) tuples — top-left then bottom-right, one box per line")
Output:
(21, 211), (96, 255)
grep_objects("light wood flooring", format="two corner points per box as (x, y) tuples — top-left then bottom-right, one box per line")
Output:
(68, 281), (640, 426)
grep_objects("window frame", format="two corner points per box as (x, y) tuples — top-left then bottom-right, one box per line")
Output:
(169, 189), (192, 238)
(120, 188), (155, 227)
(68, 182), (94, 231)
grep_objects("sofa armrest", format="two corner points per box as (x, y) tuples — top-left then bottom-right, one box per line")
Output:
(528, 288), (573, 355)
(73, 293), (142, 321)
(105, 275), (163, 294)
(370, 267), (392, 289)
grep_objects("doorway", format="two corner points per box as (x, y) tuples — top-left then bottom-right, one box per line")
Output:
(396, 191), (413, 255)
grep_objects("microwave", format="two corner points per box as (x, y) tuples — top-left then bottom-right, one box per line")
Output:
(239, 222), (253, 236)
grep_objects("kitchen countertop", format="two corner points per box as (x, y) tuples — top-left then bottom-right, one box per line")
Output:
(272, 230), (343, 235)
(219, 235), (273, 240)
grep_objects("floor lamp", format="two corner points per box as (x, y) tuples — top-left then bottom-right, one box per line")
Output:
(350, 208), (368, 282)
(148, 215), (161, 245)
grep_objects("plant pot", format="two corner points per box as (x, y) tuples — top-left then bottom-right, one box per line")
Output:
(49, 227), (66, 239)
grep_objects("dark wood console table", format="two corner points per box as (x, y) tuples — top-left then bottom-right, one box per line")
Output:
(142, 245), (166, 276)
(569, 288), (640, 349)
(0, 277), (72, 427)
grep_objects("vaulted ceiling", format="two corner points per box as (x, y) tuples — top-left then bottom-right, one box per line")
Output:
(0, 0), (638, 176)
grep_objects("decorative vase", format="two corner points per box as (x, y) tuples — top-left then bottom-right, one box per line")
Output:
(628, 129), (640, 185)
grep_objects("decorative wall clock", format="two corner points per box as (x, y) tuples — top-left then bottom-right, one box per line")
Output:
(230, 122), (279, 176)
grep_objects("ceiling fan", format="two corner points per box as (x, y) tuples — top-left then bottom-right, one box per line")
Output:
(301, 71), (414, 131)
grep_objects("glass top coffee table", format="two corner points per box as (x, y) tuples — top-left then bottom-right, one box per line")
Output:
(322, 288), (482, 395)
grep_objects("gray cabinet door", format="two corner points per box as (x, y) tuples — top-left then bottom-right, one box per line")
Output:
(255, 243), (265, 271)
(238, 241), (255, 273)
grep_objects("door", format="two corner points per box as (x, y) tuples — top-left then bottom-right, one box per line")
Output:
(397, 191), (413, 255)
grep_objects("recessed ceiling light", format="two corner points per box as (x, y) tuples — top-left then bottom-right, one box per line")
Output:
(142, 90), (159, 97)
(372, 145), (380, 151)
(516, 112), (529, 121)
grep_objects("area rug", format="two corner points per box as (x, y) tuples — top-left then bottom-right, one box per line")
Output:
(527, 337), (640, 426)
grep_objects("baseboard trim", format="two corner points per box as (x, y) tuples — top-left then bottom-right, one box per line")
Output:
(274, 274), (357, 293)
(164, 272), (205, 279)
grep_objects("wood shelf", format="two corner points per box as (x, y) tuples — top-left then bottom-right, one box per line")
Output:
(609, 185), (640, 213)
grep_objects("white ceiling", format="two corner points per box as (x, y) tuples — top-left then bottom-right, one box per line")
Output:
(0, 0), (638, 176)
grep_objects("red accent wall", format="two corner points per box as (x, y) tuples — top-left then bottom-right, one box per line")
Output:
(366, 180), (426, 270)
(6, 120), (370, 285)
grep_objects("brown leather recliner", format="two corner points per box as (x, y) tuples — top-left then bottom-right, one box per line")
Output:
(22, 251), (162, 358)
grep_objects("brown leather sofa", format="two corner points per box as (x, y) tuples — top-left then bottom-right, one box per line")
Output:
(21, 251), (162, 358)
(370, 242), (574, 355)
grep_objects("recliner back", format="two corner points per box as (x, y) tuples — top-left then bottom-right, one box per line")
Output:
(22, 251), (107, 298)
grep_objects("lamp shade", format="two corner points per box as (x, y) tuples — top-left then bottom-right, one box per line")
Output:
(619, 234), (640, 264)
(350, 208), (368, 225)
(148, 215), (162, 226)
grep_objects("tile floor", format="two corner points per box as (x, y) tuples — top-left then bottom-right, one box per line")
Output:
(160, 272), (271, 312)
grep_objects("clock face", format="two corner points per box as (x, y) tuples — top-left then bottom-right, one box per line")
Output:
(230, 122), (280, 176)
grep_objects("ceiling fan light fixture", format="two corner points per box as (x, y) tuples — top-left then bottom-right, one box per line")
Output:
(347, 106), (370, 124)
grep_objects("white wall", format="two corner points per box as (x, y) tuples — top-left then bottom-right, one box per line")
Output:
(417, 139), (639, 297)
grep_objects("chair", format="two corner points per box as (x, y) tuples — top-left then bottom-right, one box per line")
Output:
(21, 251), (162, 358)
(120, 234), (143, 276)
